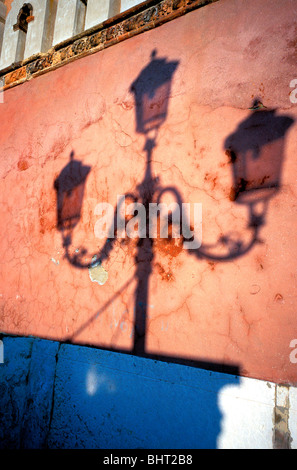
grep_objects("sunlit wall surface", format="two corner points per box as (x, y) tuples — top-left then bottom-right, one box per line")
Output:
(0, 0), (297, 388)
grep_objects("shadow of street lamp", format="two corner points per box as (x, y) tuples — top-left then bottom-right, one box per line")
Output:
(54, 51), (180, 355)
(128, 50), (179, 354)
(54, 60), (294, 361)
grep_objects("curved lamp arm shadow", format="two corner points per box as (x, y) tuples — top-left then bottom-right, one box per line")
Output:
(62, 192), (138, 269)
(155, 186), (262, 262)
(188, 225), (260, 262)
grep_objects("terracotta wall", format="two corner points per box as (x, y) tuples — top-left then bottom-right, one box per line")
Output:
(0, 0), (297, 384)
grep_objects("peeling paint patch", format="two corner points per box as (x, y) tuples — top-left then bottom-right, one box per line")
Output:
(273, 385), (292, 449)
(88, 257), (108, 285)
(51, 258), (59, 265)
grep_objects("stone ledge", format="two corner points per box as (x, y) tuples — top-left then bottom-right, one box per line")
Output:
(0, 0), (218, 91)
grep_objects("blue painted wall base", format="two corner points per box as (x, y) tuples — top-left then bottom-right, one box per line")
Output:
(0, 336), (239, 449)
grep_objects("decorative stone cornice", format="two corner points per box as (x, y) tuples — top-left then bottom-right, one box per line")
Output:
(0, 0), (218, 91)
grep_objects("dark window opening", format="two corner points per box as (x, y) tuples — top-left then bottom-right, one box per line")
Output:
(13, 4), (34, 33)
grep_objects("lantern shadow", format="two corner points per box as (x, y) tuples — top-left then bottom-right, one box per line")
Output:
(225, 100), (294, 228)
(130, 49), (179, 136)
(54, 150), (91, 245)
(190, 100), (295, 262)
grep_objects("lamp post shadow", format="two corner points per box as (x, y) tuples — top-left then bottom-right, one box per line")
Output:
(54, 62), (294, 373)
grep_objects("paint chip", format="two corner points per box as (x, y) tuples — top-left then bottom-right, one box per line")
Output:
(88, 261), (108, 285)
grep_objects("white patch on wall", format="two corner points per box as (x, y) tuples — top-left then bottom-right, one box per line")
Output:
(289, 386), (297, 446)
(217, 378), (296, 449)
(88, 256), (108, 285)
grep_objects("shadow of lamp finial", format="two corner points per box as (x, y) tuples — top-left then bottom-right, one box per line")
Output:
(130, 49), (179, 138)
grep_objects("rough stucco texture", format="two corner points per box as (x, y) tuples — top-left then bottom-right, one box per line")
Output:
(3, 0), (13, 15)
(0, 0), (297, 384)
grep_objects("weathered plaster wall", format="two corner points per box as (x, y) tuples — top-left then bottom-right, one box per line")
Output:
(0, 0), (297, 387)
